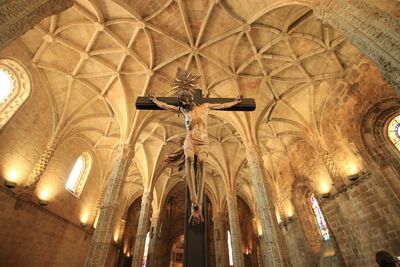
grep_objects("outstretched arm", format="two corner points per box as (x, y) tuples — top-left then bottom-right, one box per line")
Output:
(149, 93), (180, 113)
(207, 96), (241, 110)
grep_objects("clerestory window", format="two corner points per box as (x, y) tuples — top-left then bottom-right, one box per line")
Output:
(227, 230), (234, 266)
(66, 152), (92, 197)
(310, 193), (330, 241)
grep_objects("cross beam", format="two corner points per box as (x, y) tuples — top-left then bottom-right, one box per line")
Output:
(136, 89), (256, 111)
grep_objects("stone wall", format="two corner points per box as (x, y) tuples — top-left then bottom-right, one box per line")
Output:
(320, 173), (400, 266)
(0, 186), (91, 267)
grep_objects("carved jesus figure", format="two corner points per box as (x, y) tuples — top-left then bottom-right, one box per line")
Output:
(149, 68), (241, 224)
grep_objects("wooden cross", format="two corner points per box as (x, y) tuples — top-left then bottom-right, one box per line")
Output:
(135, 89), (256, 111)
(135, 88), (255, 267)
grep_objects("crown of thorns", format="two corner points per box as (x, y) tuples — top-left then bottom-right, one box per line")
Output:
(171, 68), (200, 95)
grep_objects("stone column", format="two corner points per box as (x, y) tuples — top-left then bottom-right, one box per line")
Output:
(246, 145), (282, 267)
(24, 135), (59, 190)
(213, 212), (227, 267)
(314, 0), (400, 93)
(131, 192), (153, 267)
(226, 191), (245, 267)
(84, 144), (134, 267)
(252, 218), (265, 267)
(0, 0), (73, 49)
(147, 213), (160, 267)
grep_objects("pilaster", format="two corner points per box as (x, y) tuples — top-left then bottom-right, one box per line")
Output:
(226, 191), (245, 267)
(147, 214), (160, 267)
(131, 192), (153, 267)
(84, 144), (134, 267)
(246, 145), (282, 267)
(24, 135), (60, 190)
(213, 212), (227, 267)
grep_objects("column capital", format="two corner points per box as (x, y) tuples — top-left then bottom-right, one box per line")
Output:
(117, 143), (134, 160)
(245, 144), (263, 167)
(213, 212), (225, 222)
(141, 191), (153, 201)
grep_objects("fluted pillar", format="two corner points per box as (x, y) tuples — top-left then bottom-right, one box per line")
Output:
(147, 214), (160, 267)
(314, 0), (400, 93)
(246, 145), (282, 267)
(0, 0), (73, 49)
(84, 144), (134, 267)
(213, 212), (227, 267)
(226, 191), (244, 267)
(24, 135), (60, 190)
(131, 192), (153, 267)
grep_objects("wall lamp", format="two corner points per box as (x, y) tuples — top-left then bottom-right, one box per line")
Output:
(348, 169), (369, 182)
(4, 180), (16, 188)
(320, 192), (331, 198)
(38, 199), (49, 206)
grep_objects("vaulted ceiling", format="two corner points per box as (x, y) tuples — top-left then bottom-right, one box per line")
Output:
(17, 0), (365, 215)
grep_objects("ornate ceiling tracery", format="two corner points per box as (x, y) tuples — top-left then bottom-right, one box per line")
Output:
(18, 0), (364, 213)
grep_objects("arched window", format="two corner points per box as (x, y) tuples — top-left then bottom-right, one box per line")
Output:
(66, 152), (92, 197)
(227, 230), (234, 266)
(0, 59), (31, 129)
(387, 114), (400, 152)
(310, 194), (330, 241)
(142, 232), (150, 266)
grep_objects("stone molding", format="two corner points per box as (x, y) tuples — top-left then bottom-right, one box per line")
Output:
(84, 143), (134, 267)
(0, 58), (31, 129)
(0, 0), (73, 50)
(314, 0), (400, 93)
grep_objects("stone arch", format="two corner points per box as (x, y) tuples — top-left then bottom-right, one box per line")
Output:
(291, 178), (322, 263)
(360, 97), (400, 200)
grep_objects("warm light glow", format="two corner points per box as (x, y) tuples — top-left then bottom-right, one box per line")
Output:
(285, 204), (293, 217)
(38, 188), (50, 201)
(6, 170), (18, 182)
(93, 210), (100, 229)
(113, 230), (120, 242)
(254, 218), (263, 235)
(80, 212), (89, 224)
(0, 69), (13, 103)
(345, 160), (359, 176)
(319, 178), (332, 194)
(275, 209), (282, 224)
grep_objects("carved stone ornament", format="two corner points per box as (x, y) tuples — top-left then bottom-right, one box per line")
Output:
(0, 58), (31, 129)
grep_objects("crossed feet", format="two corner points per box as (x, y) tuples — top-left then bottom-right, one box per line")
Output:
(188, 203), (204, 225)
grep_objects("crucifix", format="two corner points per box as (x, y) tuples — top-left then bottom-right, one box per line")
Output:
(135, 68), (255, 266)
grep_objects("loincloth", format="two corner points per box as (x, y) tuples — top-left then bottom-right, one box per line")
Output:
(183, 133), (209, 156)
(166, 135), (209, 169)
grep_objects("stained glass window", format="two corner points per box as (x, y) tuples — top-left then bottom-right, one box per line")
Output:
(142, 232), (150, 266)
(227, 230), (234, 266)
(66, 152), (92, 197)
(388, 115), (400, 152)
(310, 194), (330, 241)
